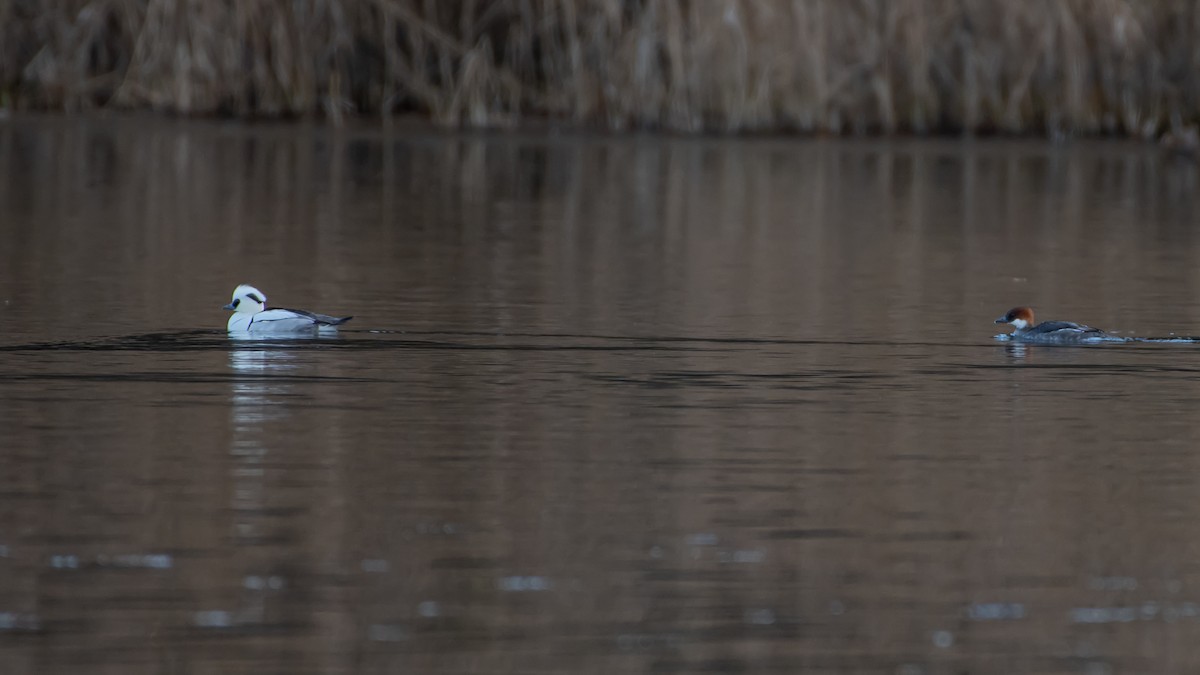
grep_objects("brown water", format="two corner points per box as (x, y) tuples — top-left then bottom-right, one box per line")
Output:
(3, 115), (1200, 674)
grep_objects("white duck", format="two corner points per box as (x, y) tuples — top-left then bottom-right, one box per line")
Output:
(223, 284), (352, 334)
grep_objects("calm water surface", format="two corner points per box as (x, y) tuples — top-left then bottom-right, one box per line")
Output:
(3, 116), (1200, 674)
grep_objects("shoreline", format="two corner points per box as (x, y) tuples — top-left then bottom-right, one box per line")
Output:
(0, 110), (1192, 151)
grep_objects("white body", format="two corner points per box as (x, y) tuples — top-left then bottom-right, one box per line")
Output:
(224, 284), (350, 335)
(227, 308), (340, 333)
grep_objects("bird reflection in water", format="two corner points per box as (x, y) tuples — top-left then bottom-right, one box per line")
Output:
(216, 341), (304, 629)
(1003, 342), (1030, 359)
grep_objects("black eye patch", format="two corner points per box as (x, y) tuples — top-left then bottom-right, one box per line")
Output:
(231, 299), (241, 308)
(248, 294), (263, 303)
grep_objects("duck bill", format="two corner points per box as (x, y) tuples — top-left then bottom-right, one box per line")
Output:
(222, 302), (236, 310)
(994, 316), (1008, 324)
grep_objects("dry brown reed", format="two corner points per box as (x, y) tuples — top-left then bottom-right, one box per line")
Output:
(3, 0), (1200, 136)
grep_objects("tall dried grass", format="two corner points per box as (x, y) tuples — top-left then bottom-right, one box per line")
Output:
(3, 0), (1200, 135)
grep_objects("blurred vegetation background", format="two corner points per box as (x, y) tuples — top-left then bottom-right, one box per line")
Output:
(3, 0), (1200, 136)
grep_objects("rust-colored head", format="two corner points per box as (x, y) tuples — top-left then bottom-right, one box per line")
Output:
(995, 306), (1035, 330)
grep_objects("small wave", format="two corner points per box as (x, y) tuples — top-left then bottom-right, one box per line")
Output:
(1130, 336), (1200, 343)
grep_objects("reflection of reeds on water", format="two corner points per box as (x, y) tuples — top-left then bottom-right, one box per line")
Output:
(5, 1), (1200, 135)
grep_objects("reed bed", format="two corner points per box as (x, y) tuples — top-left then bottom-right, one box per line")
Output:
(3, 0), (1200, 135)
